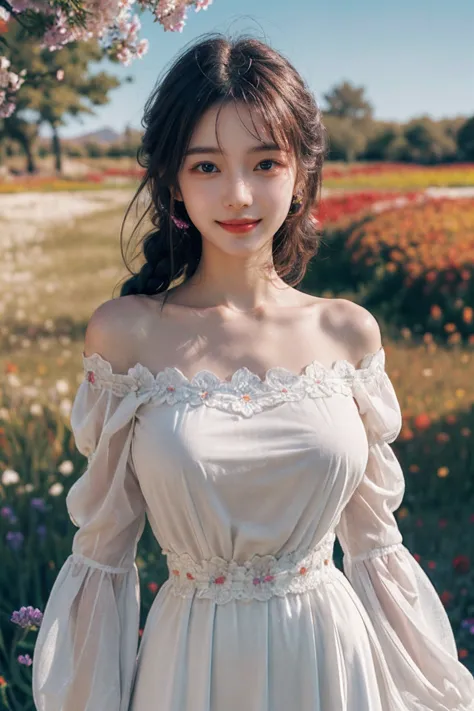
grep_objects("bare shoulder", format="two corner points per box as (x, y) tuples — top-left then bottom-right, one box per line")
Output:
(320, 298), (382, 367)
(83, 295), (143, 374)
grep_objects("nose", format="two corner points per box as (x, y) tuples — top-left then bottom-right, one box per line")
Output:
(222, 177), (253, 210)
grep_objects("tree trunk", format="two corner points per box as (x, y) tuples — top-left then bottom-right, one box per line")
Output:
(51, 124), (62, 174)
(3, 116), (39, 173)
(19, 135), (37, 173)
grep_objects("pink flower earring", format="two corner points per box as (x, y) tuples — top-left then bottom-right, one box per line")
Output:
(170, 194), (190, 230)
(171, 215), (190, 230)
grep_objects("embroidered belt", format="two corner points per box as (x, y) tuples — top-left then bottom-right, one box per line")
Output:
(162, 530), (337, 604)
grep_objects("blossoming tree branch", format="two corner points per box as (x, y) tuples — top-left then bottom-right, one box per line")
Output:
(0, 0), (213, 118)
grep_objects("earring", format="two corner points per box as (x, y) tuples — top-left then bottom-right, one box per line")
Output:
(171, 215), (190, 230)
(288, 191), (303, 215)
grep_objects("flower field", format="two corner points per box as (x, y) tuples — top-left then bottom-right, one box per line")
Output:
(0, 167), (144, 193)
(323, 162), (474, 189)
(344, 197), (474, 342)
(0, 177), (474, 708)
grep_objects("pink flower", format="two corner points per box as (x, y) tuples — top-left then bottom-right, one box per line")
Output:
(18, 654), (32, 666)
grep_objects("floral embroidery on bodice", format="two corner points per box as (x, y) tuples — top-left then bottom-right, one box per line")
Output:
(82, 347), (386, 418)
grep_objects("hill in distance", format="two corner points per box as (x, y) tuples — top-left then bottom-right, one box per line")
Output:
(38, 126), (144, 147)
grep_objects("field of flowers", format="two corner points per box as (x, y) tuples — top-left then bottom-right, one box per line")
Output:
(1, 169), (474, 708)
(308, 193), (474, 343)
(324, 162), (474, 189)
(0, 167), (144, 193)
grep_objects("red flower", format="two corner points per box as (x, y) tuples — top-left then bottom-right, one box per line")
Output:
(414, 413), (431, 431)
(147, 581), (159, 594)
(440, 590), (453, 606)
(459, 649), (469, 660)
(453, 555), (470, 574)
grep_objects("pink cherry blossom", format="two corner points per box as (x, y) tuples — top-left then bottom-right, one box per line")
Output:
(1, 0), (216, 116)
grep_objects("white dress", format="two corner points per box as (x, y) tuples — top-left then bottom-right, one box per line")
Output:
(32, 345), (474, 711)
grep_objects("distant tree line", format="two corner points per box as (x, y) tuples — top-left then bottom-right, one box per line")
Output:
(322, 81), (474, 164)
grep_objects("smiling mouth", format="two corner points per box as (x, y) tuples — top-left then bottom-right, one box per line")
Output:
(217, 220), (261, 225)
(216, 220), (262, 233)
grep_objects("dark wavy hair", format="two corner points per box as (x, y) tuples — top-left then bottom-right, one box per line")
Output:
(118, 33), (328, 307)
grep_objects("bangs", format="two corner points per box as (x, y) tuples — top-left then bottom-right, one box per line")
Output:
(214, 84), (296, 156)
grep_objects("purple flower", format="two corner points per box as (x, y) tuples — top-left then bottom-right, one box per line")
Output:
(1, 506), (17, 523)
(11, 606), (43, 629)
(36, 524), (47, 538)
(6, 531), (24, 551)
(18, 654), (32, 666)
(30, 498), (47, 513)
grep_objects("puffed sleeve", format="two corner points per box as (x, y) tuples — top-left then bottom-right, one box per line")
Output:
(335, 347), (474, 711)
(32, 354), (151, 711)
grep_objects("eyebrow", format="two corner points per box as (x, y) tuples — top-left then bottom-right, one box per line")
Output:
(184, 142), (284, 157)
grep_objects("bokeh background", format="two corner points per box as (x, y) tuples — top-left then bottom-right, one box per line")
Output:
(1, 1), (474, 707)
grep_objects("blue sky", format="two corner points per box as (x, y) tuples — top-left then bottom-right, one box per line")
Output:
(43, 0), (474, 139)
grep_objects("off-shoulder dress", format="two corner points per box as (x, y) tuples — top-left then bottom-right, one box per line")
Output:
(32, 346), (474, 711)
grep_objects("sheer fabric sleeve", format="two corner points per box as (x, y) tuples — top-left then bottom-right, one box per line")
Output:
(335, 348), (474, 711)
(32, 355), (150, 711)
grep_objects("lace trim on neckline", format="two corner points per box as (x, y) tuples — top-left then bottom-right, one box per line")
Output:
(80, 347), (386, 416)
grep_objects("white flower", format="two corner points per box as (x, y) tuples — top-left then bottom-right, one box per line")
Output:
(2, 469), (20, 485)
(55, 379), (69, 395)
(49, 482), (64, 496)
(58, 460), (74, 476)
(6, 374), (21, 388)
(59, 398), (71, 418)
(25, 483), (34, 492)
(0, 407), (10, 420)
(30, 403), (43, 416)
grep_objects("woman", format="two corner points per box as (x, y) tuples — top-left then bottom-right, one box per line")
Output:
(32, 33), (474, 711)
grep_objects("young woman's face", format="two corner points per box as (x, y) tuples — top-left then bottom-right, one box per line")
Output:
(175, 101), (298, 256)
